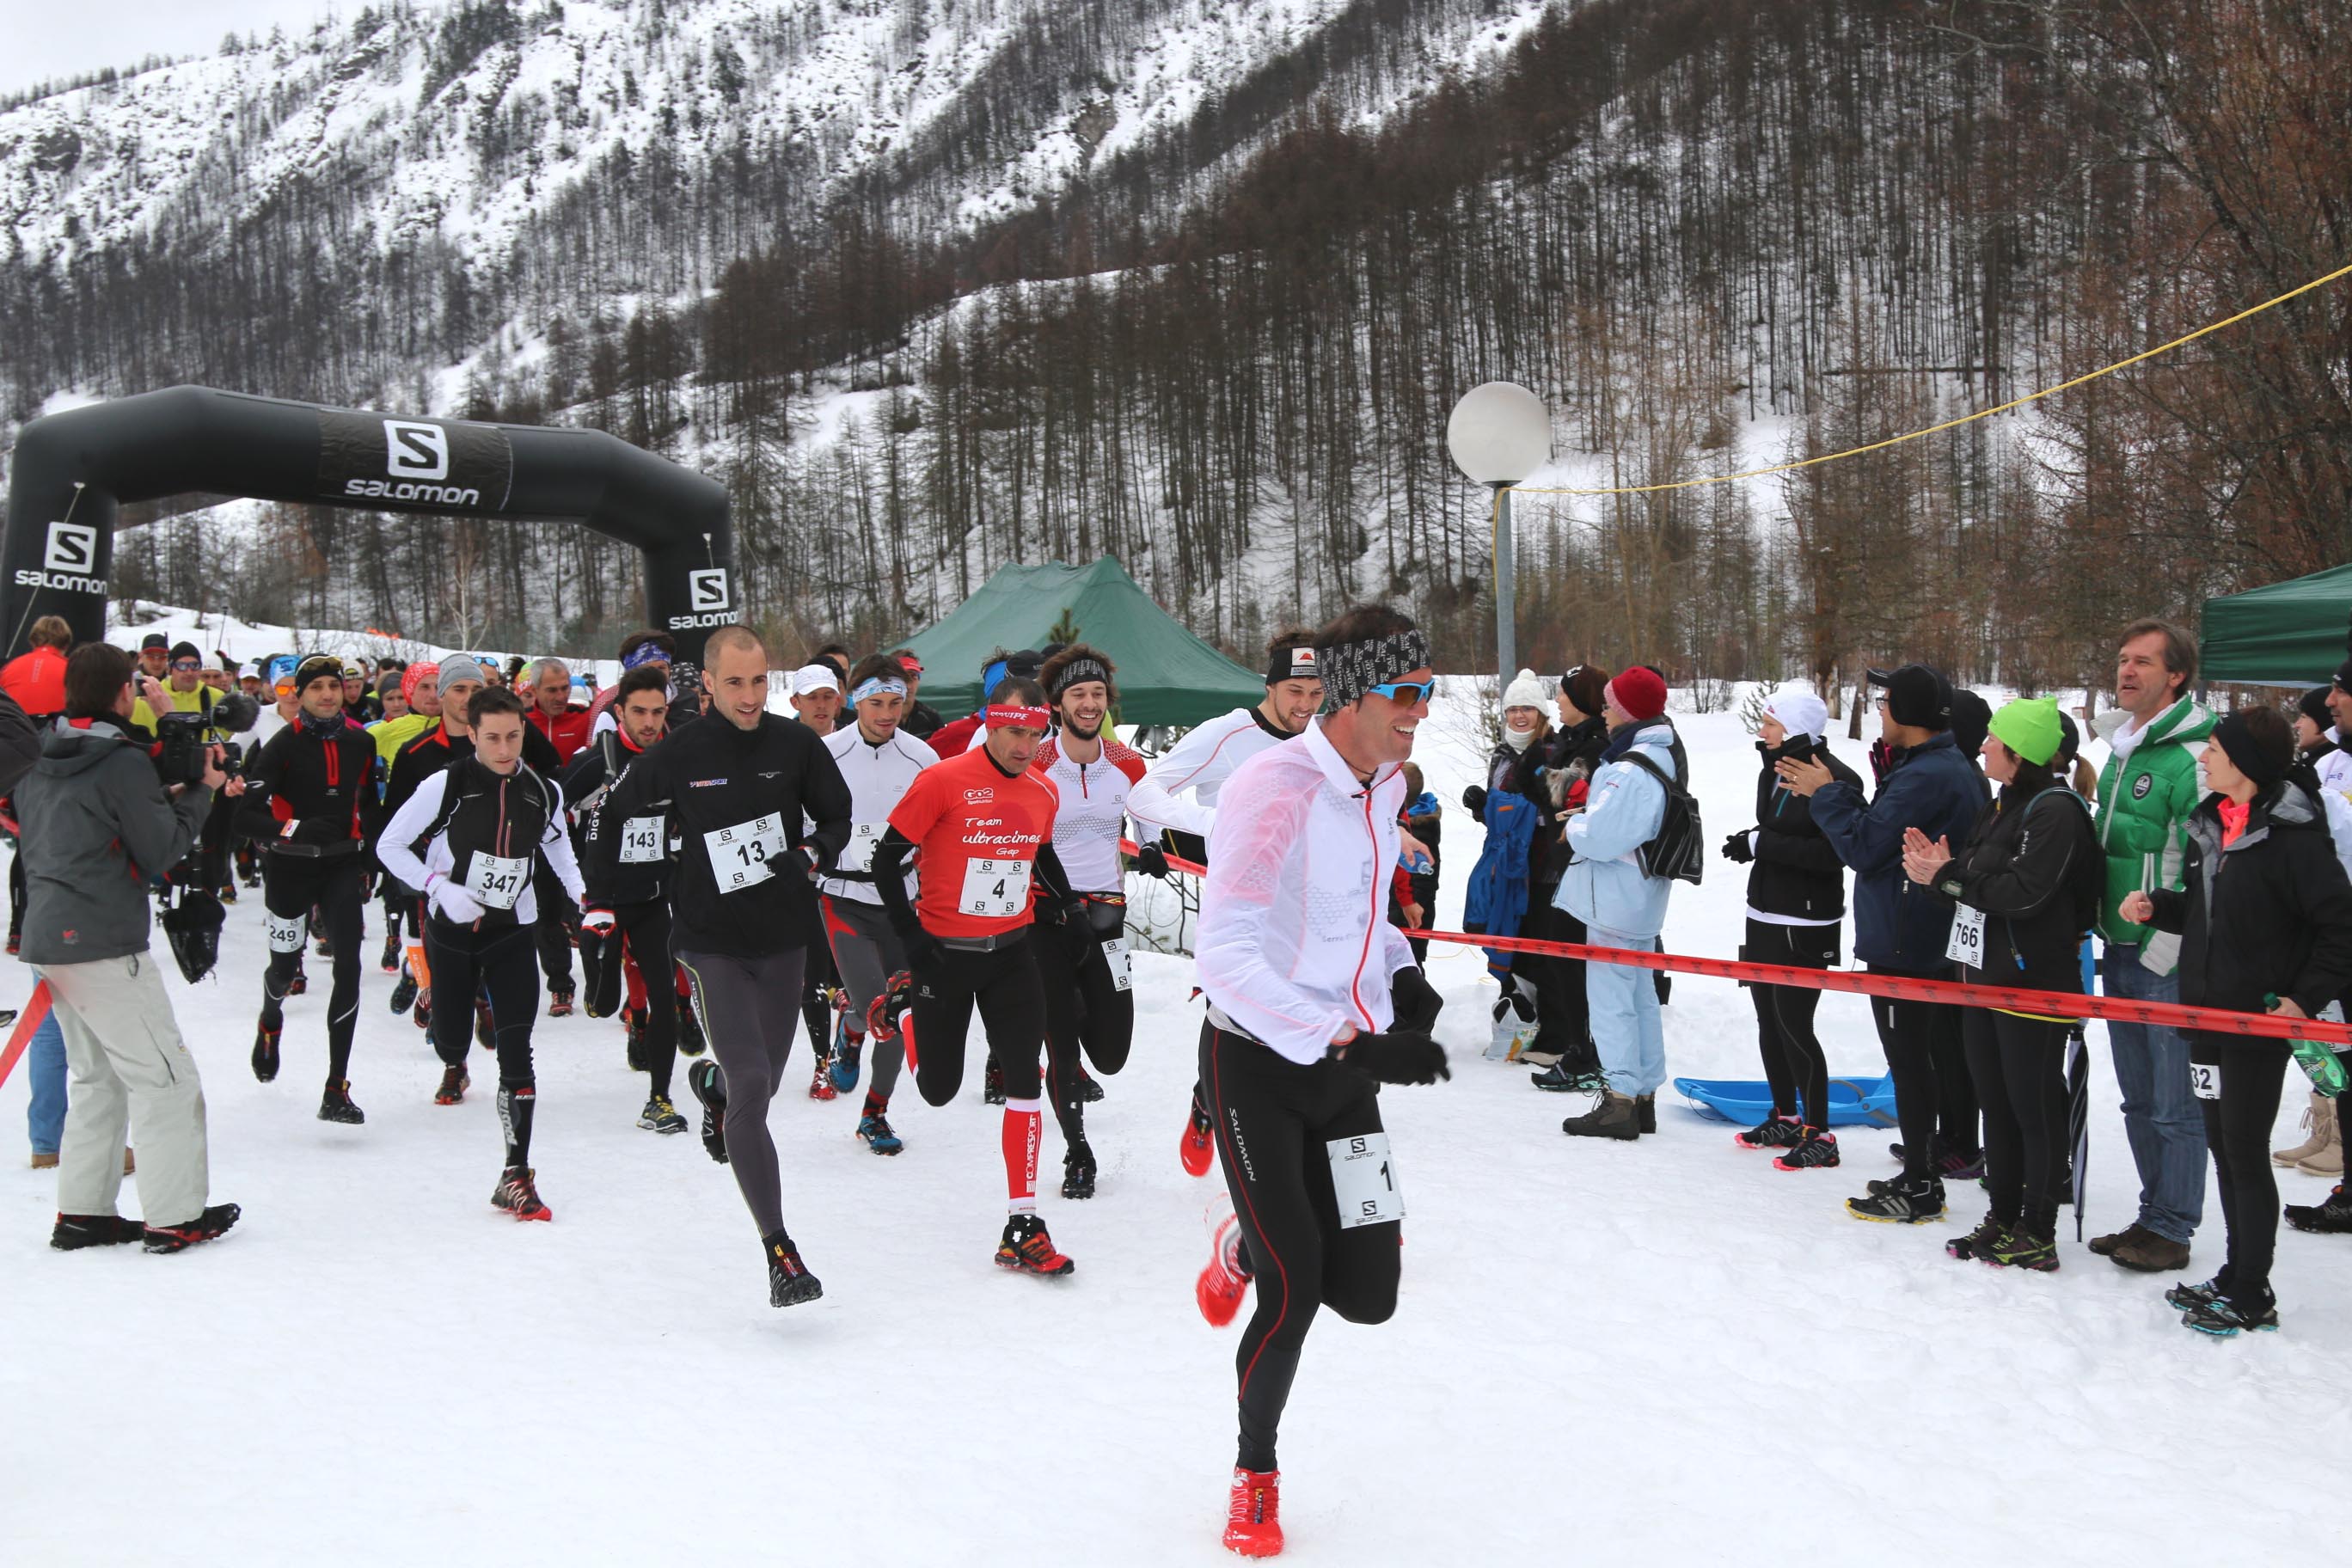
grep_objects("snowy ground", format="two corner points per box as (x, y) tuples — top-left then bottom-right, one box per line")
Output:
(3, 683), (2347, 1565)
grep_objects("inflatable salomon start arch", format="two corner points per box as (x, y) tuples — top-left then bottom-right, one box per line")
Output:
(1, 385), (738, 665)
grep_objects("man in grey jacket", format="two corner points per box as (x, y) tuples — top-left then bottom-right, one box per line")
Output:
(17, 642), (240, 1253)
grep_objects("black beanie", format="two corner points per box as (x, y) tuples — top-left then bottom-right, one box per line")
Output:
(2214, 710), (2290, 791)
(2301, 688), (2334, 727)
(1869, 664), (1951, 731)
(2337, 658), (2352, 695)
(1559, 664), (1610, 720)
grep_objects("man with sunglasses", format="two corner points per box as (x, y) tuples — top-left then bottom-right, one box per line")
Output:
(1778, 662), (1984, 1222)
(1187, 603), (1449, 1559)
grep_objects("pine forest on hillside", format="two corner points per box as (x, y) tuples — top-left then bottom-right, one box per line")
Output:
(1, 0), (2345, 694)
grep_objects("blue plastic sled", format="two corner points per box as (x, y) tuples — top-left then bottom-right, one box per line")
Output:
(1670, 1075), (1899, 1129)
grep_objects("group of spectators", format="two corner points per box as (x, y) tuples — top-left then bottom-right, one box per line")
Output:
(1456, 619), (2352, 1336)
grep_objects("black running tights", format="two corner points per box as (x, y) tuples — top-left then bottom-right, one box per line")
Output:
(2203, 1046), (2290, 1304)
(1962, 1008), (2069, 1231)
(1202, 1021), (1398, 1475)
(1746, 918), (1837, 1128)
(1871, 977), (1970, 1182)
(910, 939), (1050, 1107)
(1034, 908), (1131, 1146)
(262, 853), (366, 1083)
(587, 900), (678, 1099)
(424, 918), (542, 1167)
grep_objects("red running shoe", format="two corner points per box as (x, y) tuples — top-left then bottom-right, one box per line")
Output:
(1223, 1468), (1282, 1557)
(1181, 1099), (1216, 1179)
(1197, 1197), (1253, 1328)
(995, 1213), (1074, 1277)
(492, 1166), (553, 1222)
(807, 1057), (838, 1101)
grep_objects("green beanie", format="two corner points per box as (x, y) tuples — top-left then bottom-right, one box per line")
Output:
(1987, 695), (2063, 767)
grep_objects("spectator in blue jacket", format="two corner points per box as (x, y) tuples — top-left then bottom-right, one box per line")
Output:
(1554, 666), (1683, 1142)
(1777, 664), (1984, 1222)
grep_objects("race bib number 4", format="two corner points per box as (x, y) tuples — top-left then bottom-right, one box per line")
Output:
(958, 858), (1032, 918)
(618, 816), (665, 865)
(464, 851), (530, 911)
(1326, 1131), (1403, 1229)
(704, 813), (788, 891)
(1101, 936), (1132, 992)
(1945, 903), (1987, 969)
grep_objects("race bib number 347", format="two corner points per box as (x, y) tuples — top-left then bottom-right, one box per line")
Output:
(704, 813), (788, 891)
(464, 851), (529, 911)
(1326, 1131), (1403, 1229)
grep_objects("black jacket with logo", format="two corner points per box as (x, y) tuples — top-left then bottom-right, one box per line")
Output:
(597, 711), (853, 958)
(563, 727), (670, 908)
(1926, 778), (2101, 995)
(1743, 738), (1862, 922)
(236, 714), (383, 855)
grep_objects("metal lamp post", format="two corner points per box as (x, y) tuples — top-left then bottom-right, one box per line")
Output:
(1446, 382), (1553, 681)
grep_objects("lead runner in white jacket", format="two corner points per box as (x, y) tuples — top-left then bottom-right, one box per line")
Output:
(1185, 605), (1450, 1559)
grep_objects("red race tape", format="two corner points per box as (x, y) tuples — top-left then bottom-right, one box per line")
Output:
(1122, 840), (2352, 1047)
(0, 980), (52, 1089)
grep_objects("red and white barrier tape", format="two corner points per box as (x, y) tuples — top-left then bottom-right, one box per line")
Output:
(1122, 840), (2352, 1047)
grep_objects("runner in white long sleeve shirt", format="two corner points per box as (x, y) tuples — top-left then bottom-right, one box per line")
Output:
(1186, 605), (1450, 1560)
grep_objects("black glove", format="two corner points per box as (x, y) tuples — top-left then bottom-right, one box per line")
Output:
(894, 921), (944, 971)
(1391, 965), (1442, 1032)
(1461, 785), (1488, 816)
(1133, 843), (1172, 879)
(1340, 1030), (1450, 1086)
(1720, 830), (1755, 865)
(1036, 892), (1085, 928)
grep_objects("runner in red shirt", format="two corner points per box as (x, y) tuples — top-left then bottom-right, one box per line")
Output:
(872, 676), (1085, 1277)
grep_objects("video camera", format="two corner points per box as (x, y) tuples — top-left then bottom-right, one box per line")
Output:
(154, 692), (260, 787)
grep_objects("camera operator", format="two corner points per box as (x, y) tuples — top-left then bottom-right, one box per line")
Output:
(16, 642), (240, 1253)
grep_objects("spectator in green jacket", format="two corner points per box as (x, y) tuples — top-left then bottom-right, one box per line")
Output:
(2087, 619), (2215, 1274)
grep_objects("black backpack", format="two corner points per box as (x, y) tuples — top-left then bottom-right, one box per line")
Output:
(1620, 744), (1705, 887)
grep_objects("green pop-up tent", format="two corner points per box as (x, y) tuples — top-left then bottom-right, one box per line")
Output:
(2200, 564), (2352, 686)
(894, 557), (1263, 725)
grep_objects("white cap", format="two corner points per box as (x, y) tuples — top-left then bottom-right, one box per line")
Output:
(792, 664), (841, 696)
(1501, 668), (1550, 713)
(1763, 681), (1829, 741)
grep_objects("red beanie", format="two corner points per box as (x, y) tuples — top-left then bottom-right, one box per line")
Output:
(1604, 667), (1668, 722)
(401, 661), (440, 704)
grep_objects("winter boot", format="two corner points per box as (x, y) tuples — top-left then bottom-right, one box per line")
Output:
(434, 1064), (469, 1106)
(2274, 1091), (2335, 1167)
(317, 1081), (365, 1125)
(1197, 1196), (1253, 1328)
(995, 1213), (1075, 1277)
(765, 1230), (824, 1307)
(1223, 1469), (1283, 1558)
(1063, 1138), (1098, 1200)
(688, 1058), (729, 1165)
(2295, 1098), (2343, 1176)
(1773, 1130), (1841, 1170)
(51, 1213), (147, 1250)
(2284, 1184), (2352, 1234)
(144, 1203), (242, 1253)
(1562, 1090), (1640, 1141)
(1181, 1095), (1216, 1178)
(1736, 1114), (1805, 1152)
(638, 1093), (688, 1135)
(1847, 1176), (1946, 1224)
(2110, 1228), (2193, 1272)
(491, 1166), (552, 1222)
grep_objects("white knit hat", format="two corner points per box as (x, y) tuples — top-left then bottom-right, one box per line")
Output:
(1763, 681), (1829, 741)
(1501, 668), (1550, 713)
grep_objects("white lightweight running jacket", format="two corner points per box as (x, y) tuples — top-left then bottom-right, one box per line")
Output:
(818, 724), (937, 905)
(1127, 705), (1289, 842)
(1197, 718), (1416, 1065)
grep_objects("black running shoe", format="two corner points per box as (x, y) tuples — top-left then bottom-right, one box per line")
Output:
(491, 1167), (552, 1222)
(287, 969), (308, 997)
(2166, 1275), (2228, 1312)
(1530, 1060), (1607, 1093)
(765, 1232), (824, 1307)
(378, 931), (401, 974)
(2182, 1293), (2279, 1337)
(983, 1060), (1006, 1106)
(624, 1008), (647, 1072)
(1063, 1140), (1098, 1200)
(638, 1093), (688, 1135)
(389, 971), (418, 1015)
(51, 1212), (146, 1251)
(1735, 1116), (1806, 1151)
(251, 1022), (281, 1084)
(144, 1203), (242, 1253)
(547, 989), (573, 1020)
(318, 1081), (365, 1124)
(2284, 1184), (2352, 1234)
(688, 1059), (729, 1165)
(474, 999), (494, 1050)
(434, 1063), (469, 1106)
(1847, 1177), (1946, 1224)
(677, 1004), (707, 1058)
(1946, 1213), (2007, 1261)
(1075, 1067), (1104, 1104)
(413, 988), (433, 1031)
(1773, 1130), (1841, 1170)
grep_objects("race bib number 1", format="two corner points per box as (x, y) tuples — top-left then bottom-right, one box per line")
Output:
(464, 851), (530, 911)
(1326, 1131), (1404, 1229)
(618, 816), (665, 865)
(958, 858), (1032, 918)
(2189, 1063), (2220, 1101)
(704, 813), (788, 891)
(1945, 903), (1987, 969)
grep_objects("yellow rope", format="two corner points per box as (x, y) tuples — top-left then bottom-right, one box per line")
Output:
(1503, 257), (2352, 499)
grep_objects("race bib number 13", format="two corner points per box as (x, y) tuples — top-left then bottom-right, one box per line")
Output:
(704, 813), (788, 891)
(1326, 1132), (1404, 1229)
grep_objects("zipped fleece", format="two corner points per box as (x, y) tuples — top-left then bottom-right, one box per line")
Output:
(2092, 694), (2216, 969)
(15, 718), (212, 964)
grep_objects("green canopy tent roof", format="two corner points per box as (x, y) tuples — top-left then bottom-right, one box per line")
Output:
(2199, 563), (2352, 687)
(891, 557), (1264, 726)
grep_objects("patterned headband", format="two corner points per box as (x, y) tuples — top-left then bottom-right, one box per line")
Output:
(1316, 629), (1432, 709)
(848, 676), (907, 705)
(1050, 658), (1112, 697)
